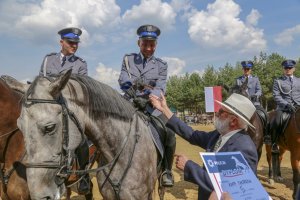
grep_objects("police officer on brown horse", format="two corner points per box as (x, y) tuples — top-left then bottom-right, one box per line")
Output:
(118, 24), (175, 187)
(235, 60), (270, 144)
(272, 60), (300, 144)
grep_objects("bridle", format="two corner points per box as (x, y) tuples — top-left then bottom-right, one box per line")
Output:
(22, 92), (85, 185)
(22, 78), (140, 199)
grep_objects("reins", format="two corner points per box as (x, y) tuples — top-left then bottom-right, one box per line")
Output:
(21, 79), (141, 199)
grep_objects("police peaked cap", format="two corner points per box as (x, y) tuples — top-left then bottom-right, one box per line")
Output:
(58, 27), (82, 42)
(137, 25), (161, 40)
(241, 61), (254, 68)
(282, 59), (296, 68)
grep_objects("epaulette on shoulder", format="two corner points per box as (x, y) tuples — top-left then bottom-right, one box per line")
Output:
(125, 53), (136, 57)
(77, 57), (86, 63)
(155, 57), (167, 65)
(45, 52), (56, 57)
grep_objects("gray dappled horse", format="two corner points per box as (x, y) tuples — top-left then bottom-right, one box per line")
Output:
(2, 70), (161, 200)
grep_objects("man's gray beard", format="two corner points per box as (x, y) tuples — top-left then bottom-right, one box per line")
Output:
(214, 117), (230, 135)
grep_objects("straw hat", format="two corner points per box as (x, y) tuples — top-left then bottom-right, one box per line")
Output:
(215, 93), (256, 129)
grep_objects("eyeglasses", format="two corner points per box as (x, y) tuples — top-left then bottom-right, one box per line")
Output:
(217, 108), (235, 117)
(243, 68), (251, 71)
(284, 67), (293, 70)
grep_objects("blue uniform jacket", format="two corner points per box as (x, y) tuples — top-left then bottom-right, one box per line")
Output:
(118, 53), (167, 96)
(39, 52), (87, 76)
(273, 76), (300, 110)
(236, 75), (262, 105)
(166, 115), (258, 200)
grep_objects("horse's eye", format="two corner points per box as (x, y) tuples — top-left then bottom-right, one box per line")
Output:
(44, 124), (56, 135)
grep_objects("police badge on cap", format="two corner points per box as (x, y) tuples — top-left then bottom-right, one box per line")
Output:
(281, 59), (296, 68)
(137, 25), (161, 40)
(241, 61), (254, 68)
(58, 27), (82, 43)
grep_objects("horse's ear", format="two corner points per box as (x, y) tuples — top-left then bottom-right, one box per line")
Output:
(1, 75), (29, 93)
(49, 69), (72, 97)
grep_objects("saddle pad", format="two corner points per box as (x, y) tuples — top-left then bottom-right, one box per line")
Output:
(148, 123), (164, 158)
(295, 108), (300, 133)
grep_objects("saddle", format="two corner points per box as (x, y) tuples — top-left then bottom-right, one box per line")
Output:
(136, 111), (166, 160)
(270, 111), (291, 144)
(256, 107), (268, 129)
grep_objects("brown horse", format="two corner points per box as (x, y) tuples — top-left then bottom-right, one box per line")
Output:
(267, 110), (300, 199)
(0, 78), (96, 200)
(228, 81), (265, 160)
(0, 78), (30, 199)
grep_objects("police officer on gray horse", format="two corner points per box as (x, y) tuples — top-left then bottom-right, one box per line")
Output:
(118, 24), (175, 187)
(272, 60), (300, 143)
(235, 61), (270, 144)
(39, 27), (87, 76)
(39, 27), (91, 195)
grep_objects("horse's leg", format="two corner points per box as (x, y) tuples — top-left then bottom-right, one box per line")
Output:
(265, 144), (274, 185)
(84, 180), (94, 200)
(66, 187), (71, 200)
(158, 185), (165, 200)
(276, 148), (286, 180)
(290, 153), (300, 199)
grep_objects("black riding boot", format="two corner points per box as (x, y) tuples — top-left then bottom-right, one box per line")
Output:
(255, 105), (271, 145)
(161, 127), (176, 187)
(76, 139), (91, 195)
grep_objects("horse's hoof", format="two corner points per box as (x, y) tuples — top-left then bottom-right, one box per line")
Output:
(268, 179), (274, 185)
(275, 177), (284, 182)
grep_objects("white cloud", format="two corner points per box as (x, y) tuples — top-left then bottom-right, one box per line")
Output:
(187, 0), (266, 53)
(0, 0), (121, 44)
(122, 0), (176, 31)
(246, 9), (261, 26)
(274, 25), (300, 46)
(162, 57), (186, 76)
(93, 63), (120, 89)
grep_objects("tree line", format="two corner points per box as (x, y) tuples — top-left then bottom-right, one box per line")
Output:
(165, 52), (300, 114)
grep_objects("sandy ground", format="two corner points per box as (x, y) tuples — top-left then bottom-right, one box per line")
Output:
(64, 124), (293, 200)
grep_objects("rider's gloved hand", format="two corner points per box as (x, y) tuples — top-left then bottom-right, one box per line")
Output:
(285, 104), (296, 113)
(250, 95), (258, 102)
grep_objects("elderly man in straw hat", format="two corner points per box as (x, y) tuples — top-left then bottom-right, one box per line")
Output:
(149, 93), (258, 200)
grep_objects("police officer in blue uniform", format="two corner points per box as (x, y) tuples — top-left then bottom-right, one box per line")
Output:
(118, 24), (175, 187)
(272, 60), (300, 143)
(236, 61), (262, 105)
(235, 61), (270, 144)
(39, 27), (87, 76)
(39, 27), (91, 195)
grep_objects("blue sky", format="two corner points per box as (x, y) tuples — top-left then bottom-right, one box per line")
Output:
(1, 0), (300, 89)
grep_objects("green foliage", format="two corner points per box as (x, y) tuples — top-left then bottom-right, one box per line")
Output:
(166, 52), (299, 113)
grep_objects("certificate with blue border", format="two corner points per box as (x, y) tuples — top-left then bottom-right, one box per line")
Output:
(200, 152), (272, 200)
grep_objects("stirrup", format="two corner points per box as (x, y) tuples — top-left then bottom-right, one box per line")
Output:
(160, 170), (174, 187)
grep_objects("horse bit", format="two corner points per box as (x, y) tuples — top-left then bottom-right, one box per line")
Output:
(22, 79), (140, 200)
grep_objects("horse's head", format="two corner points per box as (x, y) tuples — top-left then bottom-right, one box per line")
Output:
(230, 77), (249, 98)
(2, 70), (84, 200)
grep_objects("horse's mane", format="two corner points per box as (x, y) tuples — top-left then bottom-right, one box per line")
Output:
(69, 75), (135, 120)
